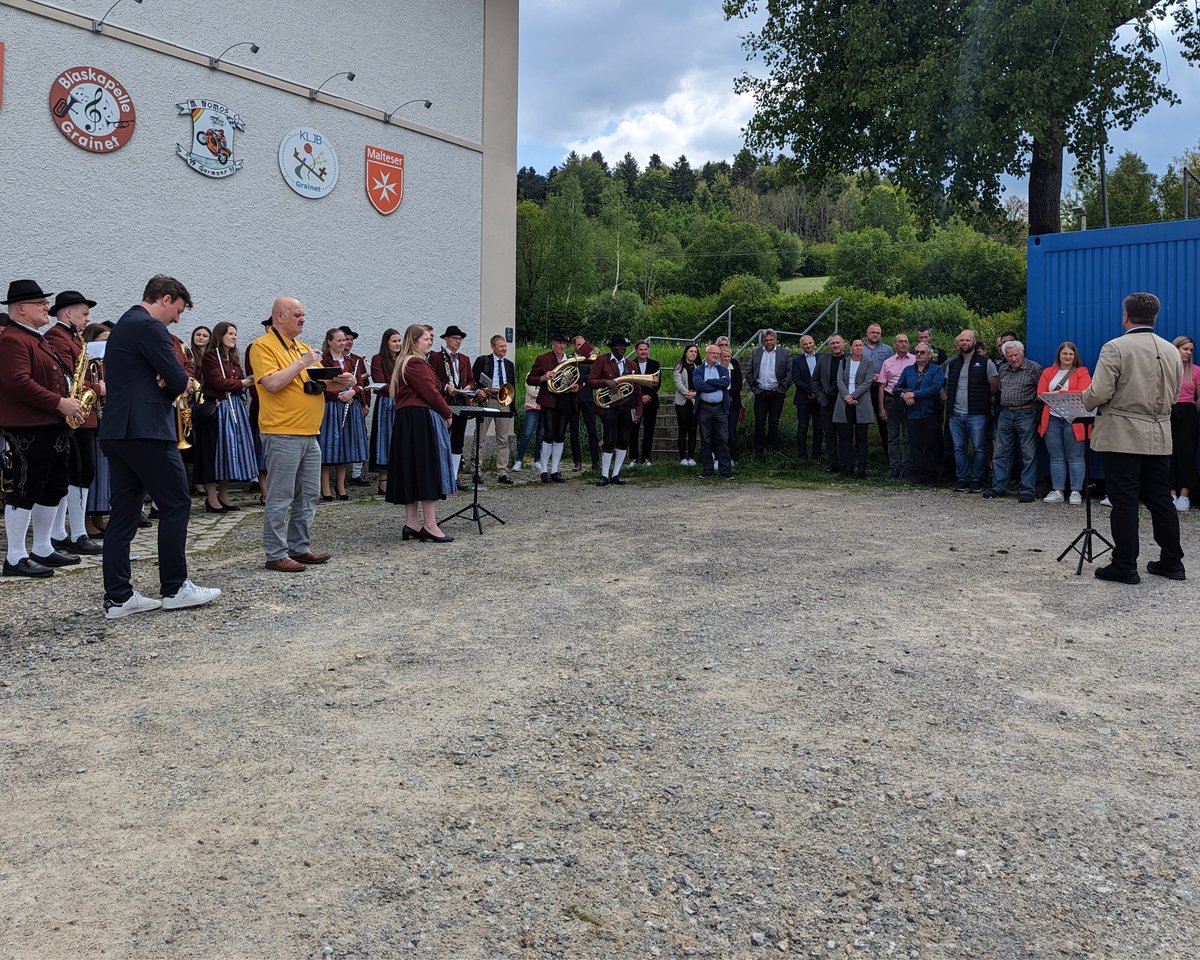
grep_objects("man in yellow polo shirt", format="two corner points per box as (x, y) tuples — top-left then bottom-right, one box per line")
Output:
(250, 296), (354, 572)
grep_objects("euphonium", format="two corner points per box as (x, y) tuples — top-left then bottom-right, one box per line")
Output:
(175, 378), (202, 450)
(593, 371), (661, 410)
(546, 352), (597, 394)
(66, 339), (99, 429)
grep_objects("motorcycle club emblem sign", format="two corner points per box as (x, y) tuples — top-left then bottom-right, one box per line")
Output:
(365, 145), (404, 215)
(49, 66), (137, 153)
(278, 127), (339, 198)
(176, 99), (244, 178)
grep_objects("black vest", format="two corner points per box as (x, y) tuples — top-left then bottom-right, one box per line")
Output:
(945, 355), (991, 416)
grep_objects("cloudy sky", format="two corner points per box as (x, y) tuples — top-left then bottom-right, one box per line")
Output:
(517, 1), (1200, 192)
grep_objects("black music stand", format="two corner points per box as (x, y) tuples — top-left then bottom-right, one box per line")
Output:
(443, 405), (514, 534)
(1047, 404), (1113, 574)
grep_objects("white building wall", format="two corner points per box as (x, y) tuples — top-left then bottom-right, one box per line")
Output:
(0, 0), (510, 358)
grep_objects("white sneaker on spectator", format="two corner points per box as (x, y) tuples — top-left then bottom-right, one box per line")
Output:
(1176, 495), (1191, 512)
(680, 459), (688, 466)
(161, 580), (221, 610)
(1100, 496), (1112, 507)
(104, 591), (162, 620)
(1068, 491), (1082, 506)
(1043, 490), (1064, 503)
(511, 461), (522, 472)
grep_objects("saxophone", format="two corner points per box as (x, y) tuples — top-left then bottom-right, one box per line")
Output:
(66, 338), (99, 429)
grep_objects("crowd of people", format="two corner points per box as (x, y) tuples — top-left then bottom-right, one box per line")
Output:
(1, 276), (1190, 605)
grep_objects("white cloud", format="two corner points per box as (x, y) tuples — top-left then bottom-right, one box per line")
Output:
(563, 70), (755, 168)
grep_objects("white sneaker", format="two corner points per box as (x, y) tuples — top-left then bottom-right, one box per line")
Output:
(104, 590), (162, 620)
(1068, 491), (1082, 506)
(687, 459), (697, 467)
(1100, 496), (1112, 507)
(511, 461), (522, 472)
(1176, 495), (1190, 512)
(161, 579), (221, 610)
(1043, 490), (1064, 503)
(642, 460), (653, 466)
(532, 462), (544, 474)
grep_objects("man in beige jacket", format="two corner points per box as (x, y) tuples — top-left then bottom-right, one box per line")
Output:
(1081, 292), (1185, 584)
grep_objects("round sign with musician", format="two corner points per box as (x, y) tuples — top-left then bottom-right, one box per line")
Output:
(49, 65), (137, 153)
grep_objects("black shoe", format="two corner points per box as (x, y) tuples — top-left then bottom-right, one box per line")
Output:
(61, 536), (103, 556)
(29, 550), (81, 567)
(337, 494), (350, 502)
(497, 475), (513, 485)
(401, 525), (420, 541)
(148, 508), (161, 520)
(205, 502), (228, 514)
(550, 472), (566, 483)
(969, 485), (983, 494)
(596, 476), (609, 486)
(418, 528), (455, 543)
(247, 480), (261, 493)
(218, 501), (241, 512)
(1146, 560), (1186, 581)
(137, 513), (152, 528)
(982, 489), (1005, 499)
(1018, 493), (1035, 504)
(610, 475), (626, 485)
(3, 557), (54, 578)
(953, 484), (968, 493)
(540, 472), (550, 484)
(1095, 564), (1141, 585)
(348, 477), (370, 487)
(825, 465), (840, 474)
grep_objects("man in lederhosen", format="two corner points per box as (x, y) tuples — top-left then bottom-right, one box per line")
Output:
(526, 330), (576, 483)
(430, 324), (476, 478)
(0, 280), (85, 577)
(43, 290), (104, 556)
(589, 334), (642, 487)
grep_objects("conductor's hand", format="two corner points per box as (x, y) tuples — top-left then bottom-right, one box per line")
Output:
(332, 372), (355, 388)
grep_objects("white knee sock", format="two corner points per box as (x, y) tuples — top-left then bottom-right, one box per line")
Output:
(31, 504), (57, 557)
(600, 451), (613, 478)
(613, 449), (627, 476)
(549, 442), (565, 474)
(351, 462), (363, 479)
(67, 485), (88, 540)
(52, 496), (69, 540)
(451, 453), (462, 476)
(5, 505), (32, 563)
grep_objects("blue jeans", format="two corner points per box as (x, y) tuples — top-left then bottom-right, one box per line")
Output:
(991, 410), (1037, 496)
(948, 412), (988, 485)
(1043, 416), (1085, 492)
(515, 408), (542, 464)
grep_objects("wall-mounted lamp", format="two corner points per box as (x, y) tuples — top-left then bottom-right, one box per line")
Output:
(210, 41), (260, 70)
(383, 98), (433, 123)
(309, 71), (355, 101)
(92, 0), (142, 34)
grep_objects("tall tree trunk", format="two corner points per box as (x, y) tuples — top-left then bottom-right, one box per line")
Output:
(1028, 124), (1065, 235)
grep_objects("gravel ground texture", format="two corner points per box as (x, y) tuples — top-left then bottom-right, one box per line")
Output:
(1, 478), (1197, 960)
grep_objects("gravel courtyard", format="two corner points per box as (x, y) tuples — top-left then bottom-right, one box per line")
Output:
(1, 479), (1197, 960)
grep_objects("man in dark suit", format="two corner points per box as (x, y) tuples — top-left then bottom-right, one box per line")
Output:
(746, 328), (790, 456)
(789, 334), (821, 462)
(471, 334), (517, 484)
(431, 324), (476, 477)
(99, 275), (221, 618)
(629, 339), (661, 464)
(814, 334), (847, 472)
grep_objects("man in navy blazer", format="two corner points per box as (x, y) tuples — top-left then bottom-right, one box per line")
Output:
(99, 275), (221, 619)
(694, 344), (733, 479)
(789, 334), (822, 462)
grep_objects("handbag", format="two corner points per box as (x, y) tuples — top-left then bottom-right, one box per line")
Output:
(191, 398), (219, 423)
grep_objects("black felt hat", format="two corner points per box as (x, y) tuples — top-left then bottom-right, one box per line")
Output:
(549, 330), (569, 343)
(440, 325), (468, 339)
(3, 280), (54, 305)
(50, 290), (97, 315)
(608, 333), (631, 348)
(338, 325), (359, 339)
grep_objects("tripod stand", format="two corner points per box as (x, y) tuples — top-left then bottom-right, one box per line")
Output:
(1056, 416), (1113, 574)
(443, 405), (512, 535)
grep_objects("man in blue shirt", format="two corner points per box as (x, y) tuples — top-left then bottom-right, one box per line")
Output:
(695, 344), (733, 479)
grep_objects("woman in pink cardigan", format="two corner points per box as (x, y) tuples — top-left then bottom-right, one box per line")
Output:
(1037, 340), (1092, 504)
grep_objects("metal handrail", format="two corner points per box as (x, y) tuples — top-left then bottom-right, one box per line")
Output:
(645, 304), (734, 354)
(732, 296), (842, 358)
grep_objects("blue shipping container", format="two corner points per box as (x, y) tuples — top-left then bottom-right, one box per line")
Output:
(1026, 218), (1200, 369)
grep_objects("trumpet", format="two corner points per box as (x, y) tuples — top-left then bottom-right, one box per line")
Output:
(593, 372), (661, 410)
(546, 352), (597, 394)
(175, 378), (202, 450)
(66, 338), (99, 429)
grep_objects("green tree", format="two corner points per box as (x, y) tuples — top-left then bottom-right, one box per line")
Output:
(730, 147), (757, 187)
(670, 155), (698, 202)
(545, 175), (597, 307)
(614, 152), (641, 195)
(829, 228), (900, 293)
(767, 226), (804, 277)
(1156, 140), (1200, 220)
(860, 183), (914, 237)
(635, 167), (672, 208)
(724, 0), (1200, 234)
(582, 290), (645, 343)
(647, 153), (666, 171)
(516, 200), (553, 324)
(682, 220), (781, 296)
(717, 273), (778, 309)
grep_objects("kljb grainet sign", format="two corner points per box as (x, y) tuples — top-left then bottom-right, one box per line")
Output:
(49, 66), (136, 153)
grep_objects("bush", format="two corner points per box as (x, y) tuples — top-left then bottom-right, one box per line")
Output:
(717, 273), (778, 309)
(906, 295), (976, 338)
(645, 293), (718, 339)
(682, 220), (781, 296)
(829, 228), (901, 294)
(803, 242), (836, 276)
(581, 290), (645, 344)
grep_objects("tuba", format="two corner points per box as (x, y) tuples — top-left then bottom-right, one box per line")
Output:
(66, 338), (99, 429)
(546, 351), (597, 394)
(175, 379), (202, 450)
(593, 372), (661, 410)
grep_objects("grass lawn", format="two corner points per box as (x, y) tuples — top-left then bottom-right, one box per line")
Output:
(779, 275), (830, 295)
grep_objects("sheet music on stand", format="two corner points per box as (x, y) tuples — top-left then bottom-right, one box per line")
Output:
(1039, 391), (1097, 421)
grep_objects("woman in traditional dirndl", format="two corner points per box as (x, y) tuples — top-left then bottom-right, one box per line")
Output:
(317, 327), (369, 502)
(82, 322), (112, 537)
(200, 321), (258, 511)
(370, 328), (401, 496)
(386, 324), (457, 542)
